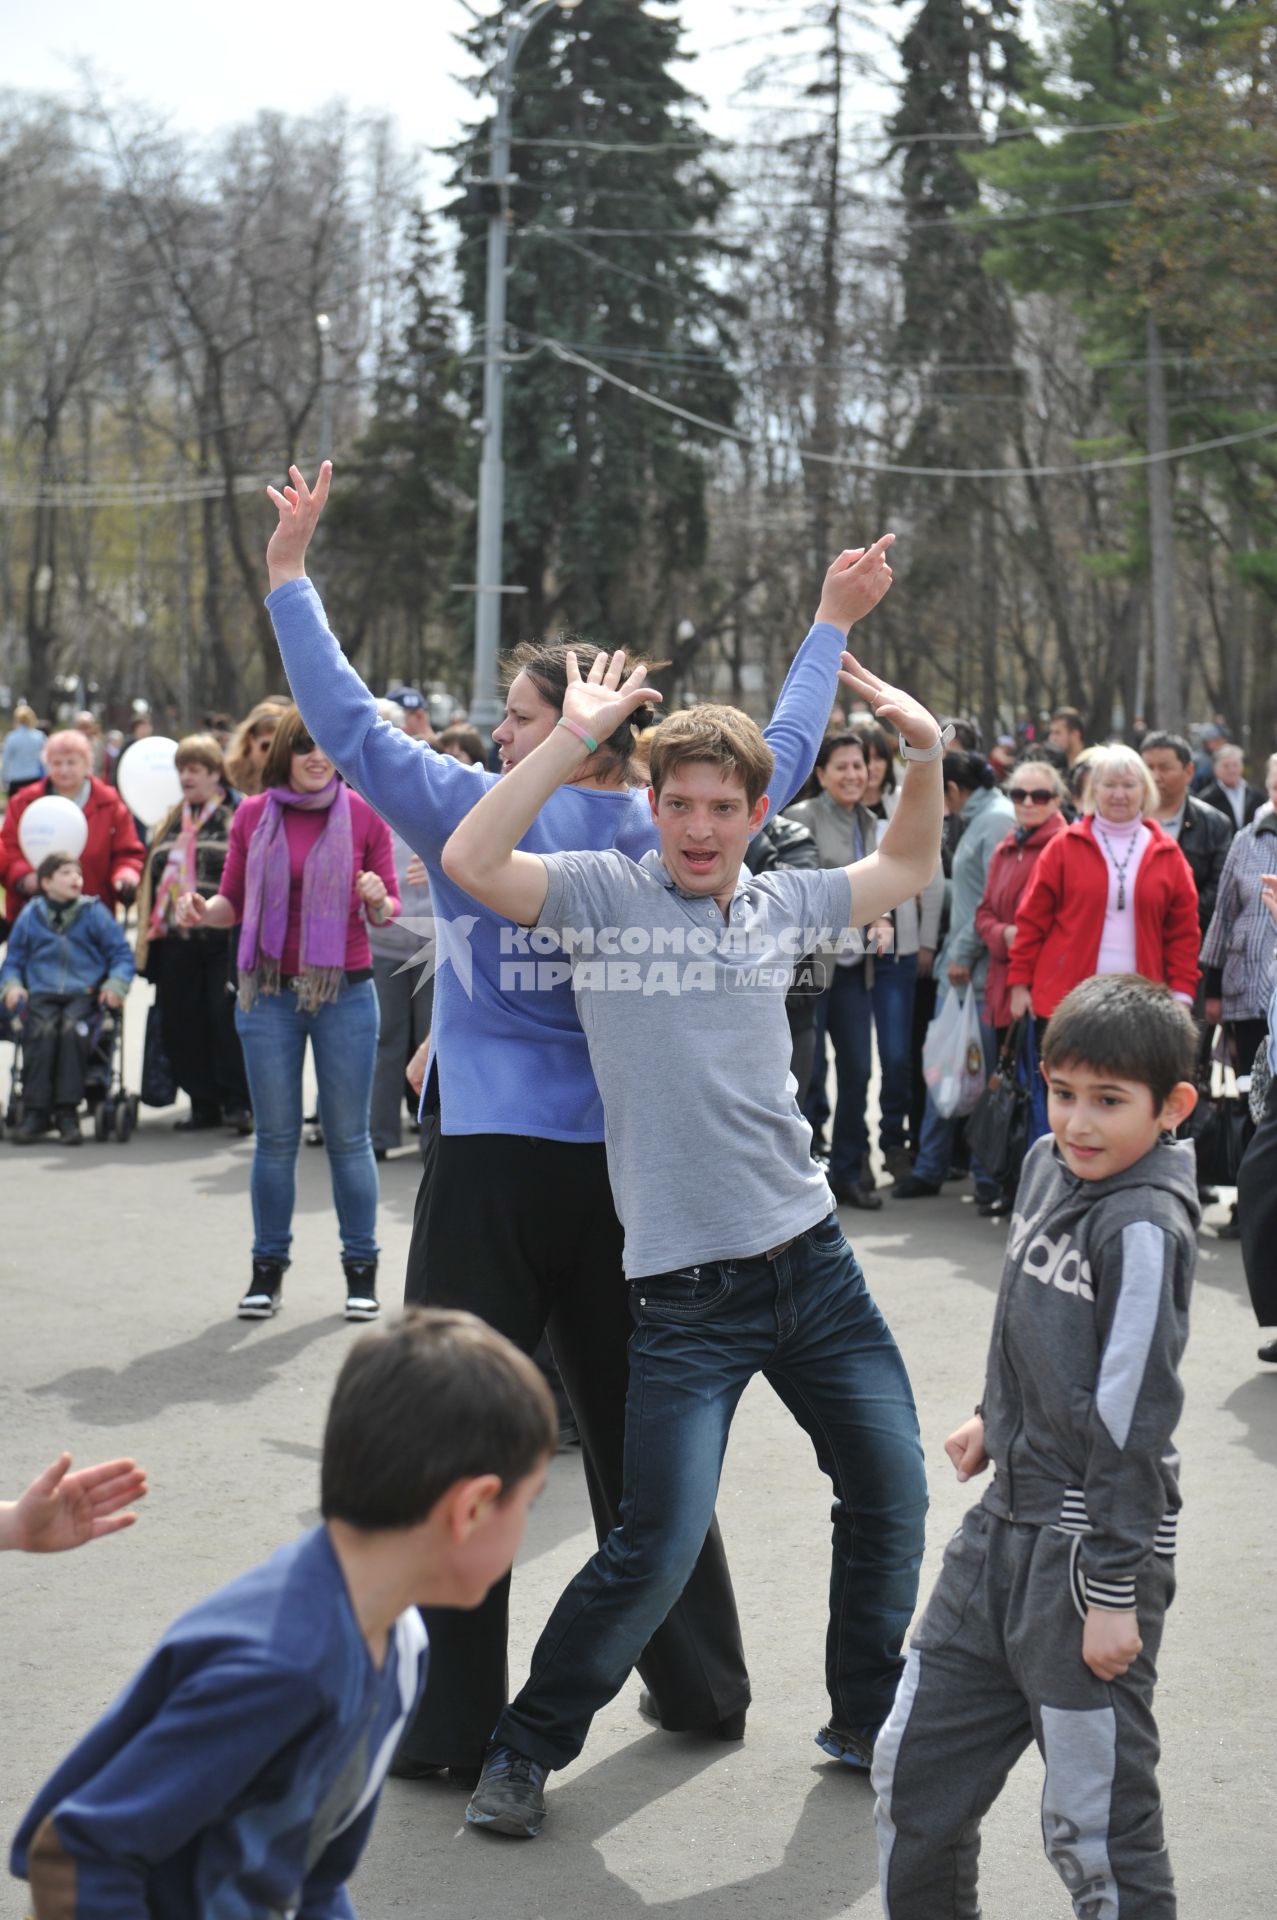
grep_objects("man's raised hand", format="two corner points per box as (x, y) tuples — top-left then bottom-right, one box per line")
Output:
(815, 535), (896, 634)
(266, 462), (333, 588)
(560, 650), (663, 752)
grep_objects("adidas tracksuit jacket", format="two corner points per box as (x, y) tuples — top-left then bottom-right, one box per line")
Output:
(873, 1132), (1200, 1920)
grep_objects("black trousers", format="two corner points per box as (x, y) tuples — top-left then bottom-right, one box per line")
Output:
(22, 993), (95, 1113)
(1238, 1077), (1277, 1328)
(398, 1117), (751, 1767)
(152, 934), (249, 1116)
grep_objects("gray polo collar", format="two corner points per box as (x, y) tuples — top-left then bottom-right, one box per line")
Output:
(639, 847), (748, 907)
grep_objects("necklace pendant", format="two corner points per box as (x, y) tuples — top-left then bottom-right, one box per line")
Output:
(1117, 879), (1126, 911)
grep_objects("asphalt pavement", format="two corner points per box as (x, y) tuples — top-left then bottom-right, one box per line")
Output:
(1, 994), (1272, 1919)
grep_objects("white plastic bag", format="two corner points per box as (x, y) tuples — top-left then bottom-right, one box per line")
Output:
(922, 988), (987, 1119)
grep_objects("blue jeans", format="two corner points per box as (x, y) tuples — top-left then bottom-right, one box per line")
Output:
(805, 955), (918, 1180)
(495, 1214), (927, 1770)
(234, 979), (380, 1263)
(912, 987), (999, 1200)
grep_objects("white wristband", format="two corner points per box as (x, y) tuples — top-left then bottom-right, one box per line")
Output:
(899, 722), (954, 763)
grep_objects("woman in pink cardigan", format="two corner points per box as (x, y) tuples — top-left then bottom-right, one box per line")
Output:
(177, 706), (399, 1322)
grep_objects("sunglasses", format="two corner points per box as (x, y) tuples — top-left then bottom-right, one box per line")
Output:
(291, 734), (318, 756)
(1007, 787), (1056, 806)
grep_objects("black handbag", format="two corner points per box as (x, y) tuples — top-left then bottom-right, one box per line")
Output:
(140, 1002), (178, 1108)
(1183, 1091), (1252, 1186)
(967, 1020), (1030, 1186)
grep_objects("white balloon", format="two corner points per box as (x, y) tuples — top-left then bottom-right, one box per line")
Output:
(17, 794), (89, 865)
(118, 736), (182, 827)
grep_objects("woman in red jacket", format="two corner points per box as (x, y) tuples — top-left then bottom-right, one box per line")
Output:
(974, 759), (1068, 1036)
(0, 731), (144, 925)
(1007, 743), (1199, 1022)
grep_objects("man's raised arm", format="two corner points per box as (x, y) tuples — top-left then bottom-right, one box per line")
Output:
(442, 652), (661, 925)
(830, 653), (945, 927)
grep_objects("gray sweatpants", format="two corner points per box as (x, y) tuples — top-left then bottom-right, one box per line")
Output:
(873, 1507), (1175, 1919)
(370, 954), (433, 1153)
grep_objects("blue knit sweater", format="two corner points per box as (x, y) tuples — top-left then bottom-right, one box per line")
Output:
(268, 576), (845, 1141)
(11, 1528), (427, 1919)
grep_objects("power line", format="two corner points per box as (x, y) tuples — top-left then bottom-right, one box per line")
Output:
(533, 338), (1277, 481)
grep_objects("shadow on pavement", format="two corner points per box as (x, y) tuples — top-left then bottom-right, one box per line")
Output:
(1220, 1371), (1277, 1470)
(367, 1738), (877, 1920)
(29, 1314), (349, 1425)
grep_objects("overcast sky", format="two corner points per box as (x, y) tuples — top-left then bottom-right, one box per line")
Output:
(5, 0), (904, 192)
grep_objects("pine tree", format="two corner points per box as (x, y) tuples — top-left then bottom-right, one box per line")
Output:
(451, 0), (738, 647)
(884, 0), (1030, 736)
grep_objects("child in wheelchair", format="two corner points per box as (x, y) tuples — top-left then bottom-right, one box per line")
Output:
(1, 851), (135, 1145)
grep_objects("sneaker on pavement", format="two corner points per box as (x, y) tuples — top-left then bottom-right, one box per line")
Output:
(343, 1258), (380, 1322)
(238, 1258), (287, 1321)
(465, 1745), (548, 1837)
(815, 1722), (878, 1770)
(55, 1107), (83, 1146)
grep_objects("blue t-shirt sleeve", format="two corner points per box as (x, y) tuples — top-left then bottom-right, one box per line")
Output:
(266, 577), (495, 861)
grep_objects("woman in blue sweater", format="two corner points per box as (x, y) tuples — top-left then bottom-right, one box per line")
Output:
(264, 463), (896, 1777)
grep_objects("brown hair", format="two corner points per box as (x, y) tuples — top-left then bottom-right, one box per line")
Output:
(1042, 975), (1197, 1109)
(37, 851), (82, 885)
(173, 733), (227, 779)
(438, 723), (486, 766)
(260, 706), (327, 793)
(648, 705), (775, 810)
(321, 1309), (557, 1529)
(225, 702), (283, 795)
(503, 638), (664, 779)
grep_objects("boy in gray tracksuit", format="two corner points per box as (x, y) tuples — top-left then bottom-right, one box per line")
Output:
(873, 974), (1201, 1919)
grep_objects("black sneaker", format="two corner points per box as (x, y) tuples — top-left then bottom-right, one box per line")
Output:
(815, 1722), (878, 1770)
(238, 1258), (287, 1320)
(12, 1109), (49, 1144)
(893, 1173), (941, 1199)
(465, 1745), (549, 1837)
(343, 1259), (379, 1322)
(55, 1107), (83, 1146)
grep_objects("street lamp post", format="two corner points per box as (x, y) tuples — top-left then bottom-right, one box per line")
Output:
(470, 0), (583, 733)
(315, 312), (334, 466)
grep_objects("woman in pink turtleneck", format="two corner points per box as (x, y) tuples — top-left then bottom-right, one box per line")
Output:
(1007, 743), (1201, 1022)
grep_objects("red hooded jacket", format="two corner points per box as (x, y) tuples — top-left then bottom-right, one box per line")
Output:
(0, 776), (145, 924)
(1005, 815), (1200, 1018)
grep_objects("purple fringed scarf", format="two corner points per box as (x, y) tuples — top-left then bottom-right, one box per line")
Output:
(237, 778), (354, 1012)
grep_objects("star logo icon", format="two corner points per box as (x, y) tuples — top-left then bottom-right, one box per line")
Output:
(392, 912), (479, 999)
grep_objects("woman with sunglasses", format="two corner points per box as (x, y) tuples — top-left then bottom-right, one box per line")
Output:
(176, 707), (399, 1321)
(975, 762), (1068, 1044)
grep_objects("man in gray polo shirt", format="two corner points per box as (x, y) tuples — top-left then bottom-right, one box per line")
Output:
(442, 640), (947, 1837)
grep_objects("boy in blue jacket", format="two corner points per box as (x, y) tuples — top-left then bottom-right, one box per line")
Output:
(0, 852), (134, 1144)
(11, 1309), (556, 1920)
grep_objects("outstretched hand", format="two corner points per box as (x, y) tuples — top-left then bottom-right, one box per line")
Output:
(3, 1453), (148, 1553)
(836, 650), (939, 754)
(814, 535), (896, 633)
(266, 463), (333, 588)
(560, 650), (663, 752)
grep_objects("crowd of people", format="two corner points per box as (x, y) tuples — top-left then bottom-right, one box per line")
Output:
(2, 460), (1274, 1920)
